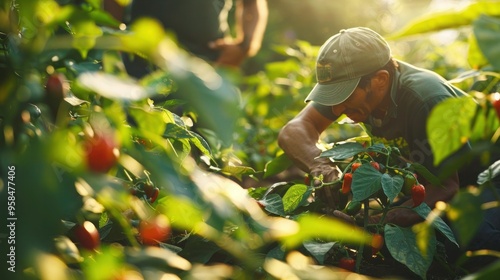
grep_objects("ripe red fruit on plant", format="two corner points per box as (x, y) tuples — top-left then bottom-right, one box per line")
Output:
(84, 133), (118, 173)
(143, 184), (160, 203)
(371, 233), (384, 255)
(304, 174), (311, 185)
(139, 215), (171, 246)
(341, 173), (353, 194)
(491, 94), (500, 120)
(339, 257), (355, 271)
(149, 187), (160, 203)
(73, 221), (100, 251)
(351, 162), (362, 173)
(370, 161), (380, 171)
(411, 184), (426, 207)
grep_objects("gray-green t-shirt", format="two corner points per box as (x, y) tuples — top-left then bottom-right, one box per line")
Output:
(312, 60), (468, 177)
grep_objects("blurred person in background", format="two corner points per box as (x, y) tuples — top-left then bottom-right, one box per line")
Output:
(104, 0), (268, 77)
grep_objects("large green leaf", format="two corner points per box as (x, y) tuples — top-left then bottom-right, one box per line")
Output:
(382, 174), (403, 203)
(319, 142), (365, 160)
(262, 193), (286, 216)
(282, 184), (312, 214)
(467, 32), (490, 70)
(351, 164), (383, 202)
(280, 214), (372, 249)
(178, 235), (221, 264)
(387, 1), (500, 40)
(446, 190), (484, 247)
(427, 96), (477, 166)
(264, 153), (293, 179)
(414, 203), (458, 247)
(157, 195), (205, 231)
(303, 242), (336, 265)
(409, 162), (443, 187)
(385, 224), (436, 279)
(129, 107), (167, 136)
(474, 15), (500, 70)
(77, 72), (151, 101)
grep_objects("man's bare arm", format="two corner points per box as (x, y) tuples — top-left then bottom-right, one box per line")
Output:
(278, 104), (338, 178)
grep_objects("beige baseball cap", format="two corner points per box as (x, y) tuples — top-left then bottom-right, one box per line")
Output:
(305, 27), (391, 106)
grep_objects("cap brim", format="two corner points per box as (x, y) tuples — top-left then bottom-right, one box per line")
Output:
(305, 77), (361, 106)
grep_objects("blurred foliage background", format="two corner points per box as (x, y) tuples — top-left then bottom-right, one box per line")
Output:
(1, 0), (500, 279)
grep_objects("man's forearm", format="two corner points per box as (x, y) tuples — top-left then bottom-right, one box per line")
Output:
(237, 0), (268, 56)
(278, 121), (327, 173)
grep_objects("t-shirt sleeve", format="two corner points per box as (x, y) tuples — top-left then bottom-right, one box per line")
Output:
(310, 102), (338, 120)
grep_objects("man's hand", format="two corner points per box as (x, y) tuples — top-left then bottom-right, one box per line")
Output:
(309, 160), (342, 186)
(310, 161), (342, 214)
(209, 39), (248, 68)
(332, 203), (424, 227)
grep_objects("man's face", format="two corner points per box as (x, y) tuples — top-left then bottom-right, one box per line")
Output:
(331, 86), (375, 122)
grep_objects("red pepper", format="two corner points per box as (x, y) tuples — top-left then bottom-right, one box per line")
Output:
(304, 174), (311, 185)
(491, 95), (500, 120)
(339, 257), (355, 271)
(351, 162), (362, 173)
(73, 221), (100, 251)
(411, 184), (426, 207)
(370, 161), (380, 171)
(371, 233), (384, 255)
(149, 187), (160, 203)
(341, 173), (353, 194)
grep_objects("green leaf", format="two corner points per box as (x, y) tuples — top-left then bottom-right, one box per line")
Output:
(280, 214), (372, 249)
(263, 194), (286, 217)
(71, 15), (103, 59)
(474, 15), (500, 70)
(387, 1), (500, 40)
(382, 174), (403, 203)
(220, 165), (256, 181)
(460, 258), (500, 280)
(409, 162), (442, 187)
(412, 222), (435, 258)
(82, 246), (125, 280)
(188, 131), (213, 158)
(178, 235), (221, 264)
(266, 245), (286, 261)
(467, 33), (490, 70)
(129, 107), (167, 136)
(282, 184), (312, 214)
(427, 96), (477, 166)
(384, 224), (436, 279)
(319, 142), (365, 160)
(413, 203), (459, 247)
(163, 123), (192, 139)
(303, 242), (336, 265)
(367, 143), (389, 154)
(157, 196), (205, 232)
(89, 9), (121, 28)
(351, 164), (383, 202)
(77, 72), (151, 101)
(446, 190), (484, 247)
(140, 71), (176, 96)
(264, 153), (294, 179)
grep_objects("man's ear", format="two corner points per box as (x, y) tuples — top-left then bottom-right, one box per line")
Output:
(372, 70), (390, 88)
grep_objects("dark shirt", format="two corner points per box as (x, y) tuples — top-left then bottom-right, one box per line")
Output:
(129, 0), (229, 61)
(124, 0), (230, 77)
(312, 60), (470, 179)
